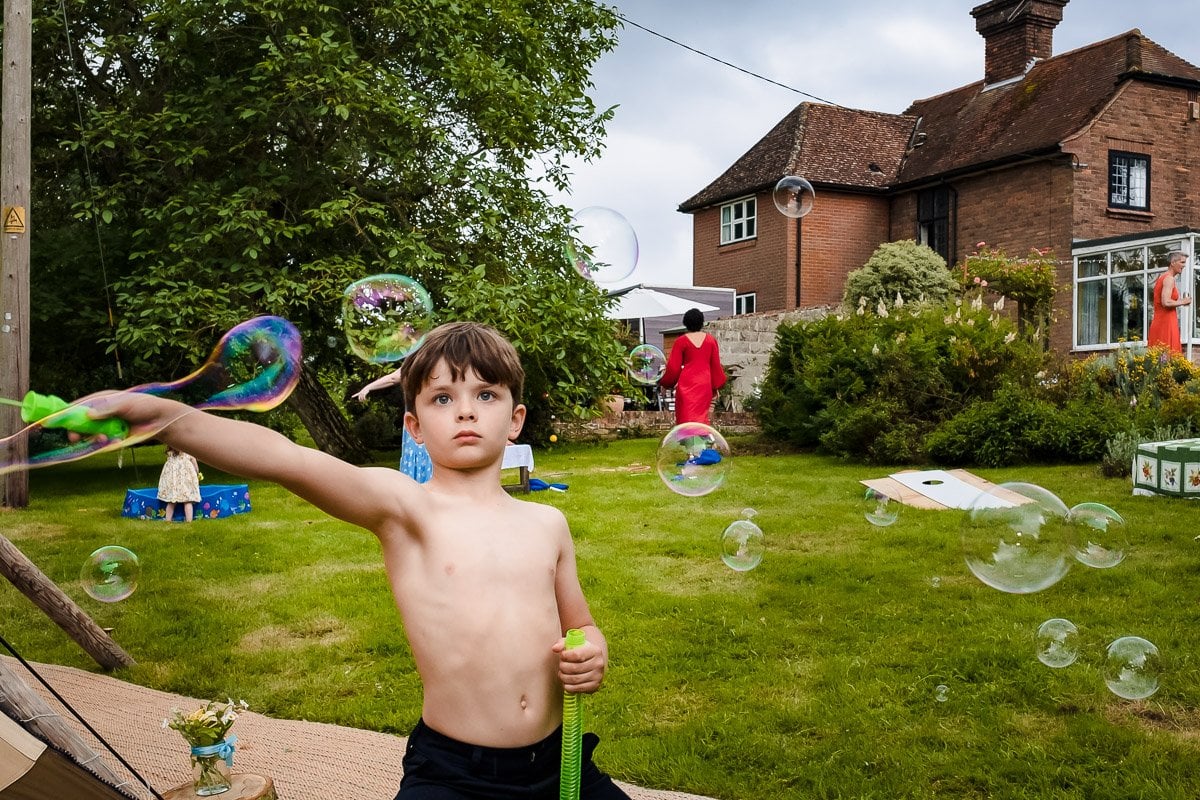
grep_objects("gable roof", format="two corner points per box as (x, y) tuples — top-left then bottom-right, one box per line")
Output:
(680, 29), (1200, 210)
(896, 30), (1200, 185)
(677, 104), (916, 212)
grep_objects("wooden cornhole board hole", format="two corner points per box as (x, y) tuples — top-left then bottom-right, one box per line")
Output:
(163, 773), (276, 800)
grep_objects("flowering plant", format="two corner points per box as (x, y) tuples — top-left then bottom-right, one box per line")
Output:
(164, 699), (247, 747)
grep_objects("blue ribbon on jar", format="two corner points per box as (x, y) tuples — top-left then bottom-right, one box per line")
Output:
(191, 734), (237, 767)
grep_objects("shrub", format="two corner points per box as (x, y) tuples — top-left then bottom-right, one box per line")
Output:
(841, 240), (959, 310)
(959, 242), (1058, 333)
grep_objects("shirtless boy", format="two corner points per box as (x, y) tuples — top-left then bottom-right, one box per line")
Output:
(89, 322), (630, 799)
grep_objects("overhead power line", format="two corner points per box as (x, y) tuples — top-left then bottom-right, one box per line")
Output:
(615, 12), (844, 108)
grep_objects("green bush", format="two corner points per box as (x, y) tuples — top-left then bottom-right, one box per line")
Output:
(841, 239), (959, 309)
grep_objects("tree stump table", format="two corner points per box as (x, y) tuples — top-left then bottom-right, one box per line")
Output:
(163, 773), (277, 800)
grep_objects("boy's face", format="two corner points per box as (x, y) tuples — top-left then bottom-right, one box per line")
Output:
(404, 359), (525, 467)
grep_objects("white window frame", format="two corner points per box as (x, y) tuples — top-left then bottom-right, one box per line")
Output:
(720, 197), (757, 244)
(1072, 232), (1197, 351)
(735, 292), (757, 315)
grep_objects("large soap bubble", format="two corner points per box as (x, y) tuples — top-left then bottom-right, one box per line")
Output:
(343, 274), (434, 363)
(961, 482), (1073, 594)
(721, 509), (764, 571)
(863, 487), (900, 527)
(81, 546), (140, 603)
(1104, 636), (1161, 700)
(1068, 502), (1126, 569)
(628, 344), (666, 385)
(656, 423), (729, 497)
(565, 207), (639, 285)
(1036, 618), (1079, 668)
(772, 176), (815, 218)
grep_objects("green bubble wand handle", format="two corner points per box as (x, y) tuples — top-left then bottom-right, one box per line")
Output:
(560, 628), (586, 800)
(16, 391), (130, 439)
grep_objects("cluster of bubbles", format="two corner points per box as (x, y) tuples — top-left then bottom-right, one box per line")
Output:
(627, 344), (666, 385)
(565, 206), (640, 285)
(961, 482), (1125, 594)
(81, 545), (140, 603)
(342, 274), (435, 363)
(1035, 619), (1161, 700)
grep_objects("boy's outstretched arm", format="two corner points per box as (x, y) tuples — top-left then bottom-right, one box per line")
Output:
(88, 392), (411, 532)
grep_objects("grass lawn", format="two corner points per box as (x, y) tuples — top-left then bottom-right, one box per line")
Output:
(3, 437), (1200, 798)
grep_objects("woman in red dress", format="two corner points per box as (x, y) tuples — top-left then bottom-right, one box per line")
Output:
(1147, 251), (1191, 354)
(660, 308), (726, 425)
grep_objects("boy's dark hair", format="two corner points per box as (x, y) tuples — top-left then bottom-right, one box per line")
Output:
(682, 308), (705, 332)
(400, 322), (524, 411)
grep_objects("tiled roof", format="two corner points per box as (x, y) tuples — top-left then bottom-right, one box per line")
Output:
(897, 30), (1200, 184)
(679, 30), (1200, 210)
(677, 104), (917, 212)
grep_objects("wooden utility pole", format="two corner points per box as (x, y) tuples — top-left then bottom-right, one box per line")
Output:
(0, 0), (31, 508)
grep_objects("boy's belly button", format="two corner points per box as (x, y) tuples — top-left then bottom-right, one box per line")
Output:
(520, 694), (528, 710)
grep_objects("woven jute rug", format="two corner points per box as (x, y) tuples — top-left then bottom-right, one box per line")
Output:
(3, 656), (718, 800)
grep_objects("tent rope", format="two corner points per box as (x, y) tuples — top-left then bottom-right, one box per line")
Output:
(0, 631), (164, 800)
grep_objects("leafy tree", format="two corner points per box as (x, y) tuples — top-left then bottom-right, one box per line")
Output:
(29, 0), (625, 459)
(841, 240), (959, 311)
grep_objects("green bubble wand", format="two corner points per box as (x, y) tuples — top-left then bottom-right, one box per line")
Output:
(560, 628), (586, 800)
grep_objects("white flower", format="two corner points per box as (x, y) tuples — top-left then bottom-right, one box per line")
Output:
(894, 291), (904, 308)
(1004, 332), (1016, 344)
(876, 300), (889, 318)
(993, 296), (1006, 312)
(971, 295), (983, 311)
(949, 336), (957, 344)
(858, 296), (868, 308)
(872, 344), (881, 356)
(856, 306), (865, 316)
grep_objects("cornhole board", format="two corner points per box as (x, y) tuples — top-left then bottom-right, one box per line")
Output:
(1132, 438), (1200, 498)
(860, 469), (1027, 510)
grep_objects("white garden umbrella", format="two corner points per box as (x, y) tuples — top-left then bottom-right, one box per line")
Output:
(604, 286), (719, 320)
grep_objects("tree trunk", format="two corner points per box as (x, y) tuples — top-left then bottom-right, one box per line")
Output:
(0, 534), (134, 670)
(286, 363), (371, 463)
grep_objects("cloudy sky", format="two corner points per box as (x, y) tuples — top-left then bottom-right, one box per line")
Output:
(549, 1), (1196, 289)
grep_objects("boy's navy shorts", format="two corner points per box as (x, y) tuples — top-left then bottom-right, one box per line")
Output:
(395, 718), (631, 799)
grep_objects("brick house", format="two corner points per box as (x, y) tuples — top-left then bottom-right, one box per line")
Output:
(679, 0), (1200, 357)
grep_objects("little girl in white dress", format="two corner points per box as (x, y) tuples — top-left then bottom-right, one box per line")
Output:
(157, 445), (202, 522)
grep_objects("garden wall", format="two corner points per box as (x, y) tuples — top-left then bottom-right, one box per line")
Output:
(707, 306), (836, 410)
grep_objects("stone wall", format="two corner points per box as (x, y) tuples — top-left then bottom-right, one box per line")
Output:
(708, 306), (836, 410)
(559, 410), (760, 441)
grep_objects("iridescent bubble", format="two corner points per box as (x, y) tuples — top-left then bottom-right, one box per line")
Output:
(656, 423), (730, 497)
(961, 482), (1074, 594)
(1036, 618), (1079, 668)
(772, 176), (815, 219)
(721, 509), (763, 571)
(863, 487), (900, 527)
(342, 274), (434, 363)
(564, 207), (639, 285)
(81, 546), (140, 603)
(627, 344), (666, 385)
(1104, 636), (1161, 700)
(934, 684), (949, 703)
(0, 317), (303, 475)
(1068, 502), (1127, 569)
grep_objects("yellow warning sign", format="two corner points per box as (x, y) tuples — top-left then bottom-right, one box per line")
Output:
(3, 206), (25, 234)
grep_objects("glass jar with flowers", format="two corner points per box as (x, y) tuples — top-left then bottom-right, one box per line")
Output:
(164, 699), (247, 796)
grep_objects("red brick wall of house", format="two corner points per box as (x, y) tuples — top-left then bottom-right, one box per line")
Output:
(690, 191), (889, 312)
(1063, 80), (1200, 241)
(691, 195), (793, 312)
(798, 193), (891, 307)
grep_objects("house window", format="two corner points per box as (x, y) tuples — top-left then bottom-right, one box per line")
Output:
(735, 293), (756, 315)
(917, 187), (950, 263)
(720, 197), (756, 244)
(1109, 151), (1150, 210)
(1073, 238), (1190, 348)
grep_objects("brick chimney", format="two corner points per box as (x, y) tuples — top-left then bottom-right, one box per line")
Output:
(971, 0), (1069, 85)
